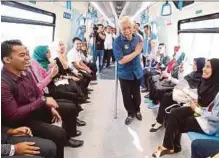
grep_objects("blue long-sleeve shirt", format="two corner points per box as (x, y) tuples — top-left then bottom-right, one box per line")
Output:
(195, 92), (219, 135)
(113, 34), (143, 80)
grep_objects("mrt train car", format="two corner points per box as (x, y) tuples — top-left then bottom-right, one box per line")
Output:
(1, 1), (219, 158)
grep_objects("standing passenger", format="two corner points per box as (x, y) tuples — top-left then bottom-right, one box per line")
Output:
(113, 16), (143, 125)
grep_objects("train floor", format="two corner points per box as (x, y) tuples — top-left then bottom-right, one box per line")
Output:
(64, 66), (191, 158)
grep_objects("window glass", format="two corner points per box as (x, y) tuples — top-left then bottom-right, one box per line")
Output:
(180, 33), (218, 73)
(1, 5), (53, 23)
(1, 22), (53, 57)
(181, 18), (219, 29)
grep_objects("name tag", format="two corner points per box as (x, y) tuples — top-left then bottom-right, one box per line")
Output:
(124, 44), (129, 50)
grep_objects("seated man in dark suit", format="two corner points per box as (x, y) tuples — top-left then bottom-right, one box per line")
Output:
(1, 126), (56, 158)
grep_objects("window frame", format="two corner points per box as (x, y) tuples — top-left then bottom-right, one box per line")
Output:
(1, 1), (56, 40)
(178, 12), (219, 34)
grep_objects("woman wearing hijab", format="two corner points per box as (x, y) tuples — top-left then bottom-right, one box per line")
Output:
(150, 57), (206, 132)
(52, 41), (91, 100)
(152, 58), (219, 158)
(33, 45), (87, 102)
(32, 45), (88, 126)
(33, 46), (51, 71)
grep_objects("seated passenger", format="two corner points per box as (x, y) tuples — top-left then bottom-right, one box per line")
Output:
(152, 58), (219, 157)
(150, 57), (205, 132)
(68, 37), (93, 90)
(81, 42), (97, 81)
(146, 49), (185, 108)
(143, 43), (170, 93)
(29, 46), (86, 124)
(32, 45), (88, 103)
(1, 40), (83, 158)
(1, 126), (56, 158)
(191, 139), (219, 158)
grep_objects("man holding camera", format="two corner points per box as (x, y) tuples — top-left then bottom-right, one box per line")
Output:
(113, 16), (143, 125)
(93, 24), (106, 72)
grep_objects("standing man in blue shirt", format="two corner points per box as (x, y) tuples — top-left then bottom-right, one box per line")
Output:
(113, 16), (143, 125)
(77, 25), (87, 42)
(142, 24), (157, 67)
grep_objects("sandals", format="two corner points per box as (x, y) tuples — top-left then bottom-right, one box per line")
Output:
(152, 146), (174, 158)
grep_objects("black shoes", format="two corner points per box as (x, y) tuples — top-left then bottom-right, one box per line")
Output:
(86, 88), (93, 92)
(136, 112), (142, 121)
(125, 112), (143, 125)
(67, 138), (84, 147)
(125, 116), (134, 125)
(77, 119), (86, 126)
(75, 130), (82, 137)
(78, 105), (84, 112)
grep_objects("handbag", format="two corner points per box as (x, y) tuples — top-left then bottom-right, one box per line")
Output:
(172, 88), (191, 104)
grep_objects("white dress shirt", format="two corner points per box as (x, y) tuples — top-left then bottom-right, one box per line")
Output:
(104, 32), (113, 50)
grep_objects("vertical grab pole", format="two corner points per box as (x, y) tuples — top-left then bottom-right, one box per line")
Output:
(114, 62), (118, 119)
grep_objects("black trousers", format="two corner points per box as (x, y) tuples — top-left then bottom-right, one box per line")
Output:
(27, 102), (77, 158)
(144, 70), (160, 91)
(191, 139), (219, 158)
(6, 136), (56, 158)
(86, 62), (97, 81)
(111, 50), (115, 63)
(163, 106), (203, 151)
(149, 80), (174, 104)
(142, 56), (146, 68)
(156, 92), (177, 124)
(2, 156), (44, 158)
(119, 78), (141, 116)
(6, 102), (77, 158)
(79, 71), (91, 89)
(103, 49), (112, 67)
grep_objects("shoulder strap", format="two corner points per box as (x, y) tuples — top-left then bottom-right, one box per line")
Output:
(1, 73), (18, 97)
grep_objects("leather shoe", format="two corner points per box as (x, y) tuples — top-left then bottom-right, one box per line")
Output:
(86, 88), (93, 92)
(78, 105), (84, 112)
(82, 100), (91, 104)
(77, 119), (86, 126)
(125, 116), (134, 125)
(75, 130), (82, 137)
(66, 138), (84, 147)
(136, 112), (142, 121)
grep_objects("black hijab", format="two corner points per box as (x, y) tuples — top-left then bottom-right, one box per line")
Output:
(198, 58), (219, 107)
(184, 57), (205, 89)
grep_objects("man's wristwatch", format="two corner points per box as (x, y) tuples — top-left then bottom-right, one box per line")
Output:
(9, 145), (15, 156)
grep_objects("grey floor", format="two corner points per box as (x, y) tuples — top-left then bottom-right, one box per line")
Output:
(65, 66), (191, 158)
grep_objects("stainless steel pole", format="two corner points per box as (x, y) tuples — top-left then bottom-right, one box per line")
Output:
(114, 62), (118, 119)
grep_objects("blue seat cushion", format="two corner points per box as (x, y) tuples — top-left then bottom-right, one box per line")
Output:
(187, 132), (219, 141)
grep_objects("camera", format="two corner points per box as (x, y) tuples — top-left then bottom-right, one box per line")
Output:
(93, 24), (98, 34)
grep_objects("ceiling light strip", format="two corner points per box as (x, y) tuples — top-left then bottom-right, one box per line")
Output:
(90, 2), (114, 26)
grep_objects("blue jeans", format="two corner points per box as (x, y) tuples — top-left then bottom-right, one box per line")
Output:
(93, 50), (104, 71)
(89, 44), (94, 56)
(191, 139), (219, 158)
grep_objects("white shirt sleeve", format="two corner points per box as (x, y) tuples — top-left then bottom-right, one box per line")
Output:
(67, 48), (81, 64)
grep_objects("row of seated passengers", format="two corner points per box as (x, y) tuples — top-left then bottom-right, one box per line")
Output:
(1, 38), (98, 158)
(140, 51), (219, 158)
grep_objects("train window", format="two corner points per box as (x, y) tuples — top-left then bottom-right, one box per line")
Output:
(1, 1), (56, 56)
(178, 13), (219, 73)
(1, 23), (53, 56)
(1, 5), (54, 23)
(181, 18), (219, 29)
